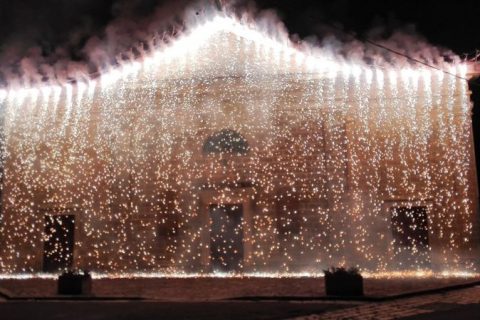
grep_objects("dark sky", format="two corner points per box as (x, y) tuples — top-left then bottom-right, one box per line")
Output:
(256, 0), (480, 56)
(0, 0), (479, 63)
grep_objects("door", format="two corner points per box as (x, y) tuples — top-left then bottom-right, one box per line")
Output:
(43, 214), (75, 272)
(209, 203), (244, 272)
(390, 206), (430, 268)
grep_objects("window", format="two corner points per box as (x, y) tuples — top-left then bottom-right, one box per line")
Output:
(390, 206), (429, 248)
(276, 188), (301, 237)
(203, 129), (249, 155)
(390, 205), (430, 268)
(157, 190), (179, 259)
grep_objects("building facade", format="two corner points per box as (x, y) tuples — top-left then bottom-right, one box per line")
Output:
(0, 16), (478, 274)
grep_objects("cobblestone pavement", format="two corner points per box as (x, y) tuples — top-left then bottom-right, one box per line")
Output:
(1, 277), (477, 300)
(290, 286), (480, 320)
(0, 286), (479, 319)
(0, 300), (353, 320)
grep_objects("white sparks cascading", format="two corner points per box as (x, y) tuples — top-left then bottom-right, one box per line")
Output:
(0, 13), (477, 277)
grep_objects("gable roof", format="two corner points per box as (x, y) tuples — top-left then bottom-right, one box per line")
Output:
(0, 10), (468, 103)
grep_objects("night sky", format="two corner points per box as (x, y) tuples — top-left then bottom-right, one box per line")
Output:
(1, 0), (480, 186)
(0, 1), (478, 53)
(0, 0), (479, 61)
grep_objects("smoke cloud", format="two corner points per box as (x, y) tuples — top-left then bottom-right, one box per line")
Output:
(0, 0), (461, 87)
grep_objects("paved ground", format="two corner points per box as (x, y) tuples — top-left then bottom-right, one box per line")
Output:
(2, 278), (480, 319)
(1, 276), (478, 300)
(404, 304), (480, 320)
(1, 287), (480, 320)
(291, 286), (480, 320)
(0, 300), (354, 320)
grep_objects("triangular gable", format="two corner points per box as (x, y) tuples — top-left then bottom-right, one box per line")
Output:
(0, 12), (468, 102)
(99, 14), (341, 88)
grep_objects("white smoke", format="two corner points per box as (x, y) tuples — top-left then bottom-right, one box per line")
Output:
(0, 0), (461, 87)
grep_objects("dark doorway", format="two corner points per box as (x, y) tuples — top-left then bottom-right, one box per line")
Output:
(43, 214), (75, 272)
(209, 204), (244, 272)
(390, 206), (430, 269)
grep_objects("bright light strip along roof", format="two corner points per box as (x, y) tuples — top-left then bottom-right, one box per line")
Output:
(0, 14), (468, 104)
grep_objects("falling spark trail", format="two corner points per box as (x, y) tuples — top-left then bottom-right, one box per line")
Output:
(0, 11), (476, 277)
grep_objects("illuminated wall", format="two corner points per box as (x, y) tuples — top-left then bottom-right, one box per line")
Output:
(0, 16), (477, 274)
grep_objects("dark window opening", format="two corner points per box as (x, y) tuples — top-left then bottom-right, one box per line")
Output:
(203, 129), (249, 155)
(276, 188), (301, 238)
(43, 214), (75, 272)
(157, 190), (179, 259)
(390, 206), (430, 268)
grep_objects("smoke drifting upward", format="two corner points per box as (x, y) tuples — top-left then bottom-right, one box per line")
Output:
(0, 0), (462, 87)
(0, 0), (199, 86)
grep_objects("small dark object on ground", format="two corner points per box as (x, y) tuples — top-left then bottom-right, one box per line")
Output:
(58, 270), (92, 295)
(324, 267), (364, 296)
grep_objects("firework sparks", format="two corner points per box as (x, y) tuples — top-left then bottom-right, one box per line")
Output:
(0, 9), (476, 276)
